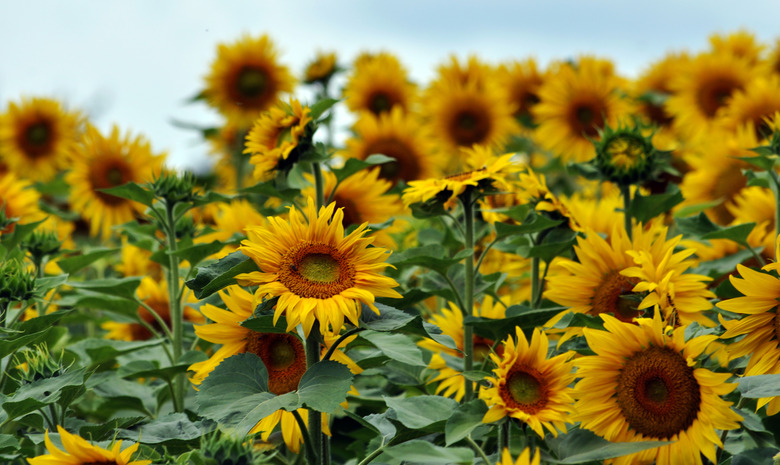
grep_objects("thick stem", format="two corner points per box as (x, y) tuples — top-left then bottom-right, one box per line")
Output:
(165, 200), (185, 412)
(291, 409), (317, 465)
(462, 191), (476, 402)
(620, 183), (632, 240)
(531, 256), (541, 309)
(467, 434), (493, 465)
(313, 162), (325, 209)
(497, 419), (510, 457)
(305, 321), (323, 465)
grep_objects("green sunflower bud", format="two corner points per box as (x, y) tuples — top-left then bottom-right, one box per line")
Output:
(152, 170), (200, 205)
(593, 123), (658, 186)
(23, 230), (62, 263)
(0, 259), (35, 302)
(13, 344), (66, 384)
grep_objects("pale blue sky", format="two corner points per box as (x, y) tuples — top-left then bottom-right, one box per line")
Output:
(2, 0), (778, 170)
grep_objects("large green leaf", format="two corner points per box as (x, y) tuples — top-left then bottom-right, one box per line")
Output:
(494, 215), (563, 239)
(737, 373), (780, 398)
(67, 339), (162, 367)
(78, 417), (146, 441)
(88, 372), (158, 415)
(379, 440), (473, 463)
(332, 154), (395, 183)
(67, 277), (142, 300)
(297, 361), (353, 413)
(628, 188), (684, 224)
(546, 428), (670, 463)
(56, 248), (118, 274)
(360, 331), (427, 367)
(116, 413), (205, 445)
(387, 244), (470, 274)
(185, 250), (259, 299)
(445, 399), (488, 445)
(359, 303), (416, 332)
(309, 97), (340, 120)
(241, 314), (290, 334)
(0, 327), (57, 360)
(98, 182), (155, 207)
(3, 368), (89, 423)
(384, 395), (458, 429)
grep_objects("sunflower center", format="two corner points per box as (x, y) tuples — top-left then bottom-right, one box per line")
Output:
(604, 136), (647, 171)
(332, 194), (362, 227)
(500, 366), (548, 414)
(616, 345), (701, 439)
(591, 271), (641, 322)
(279, 242), (356, 299)
(247, 332), (307, 395)
(450, 105), (491, 146)
(473, 336), (496, 362)
(368, 92), (394, 114)
(20, 121), (54, 158)
(90, 159), (134, 206)
(570, 101), (605, 138)
(697, 77), (741, 118)
(236, 66), (268, 98)
(365, 138), (421, 183)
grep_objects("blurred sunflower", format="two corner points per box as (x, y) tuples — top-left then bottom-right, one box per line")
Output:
(67, 125), (164, 239)
(480, 327), (576, 437)
(102, 277), (202, 341)
(0, 96), (82, 182)
(726, 186), (776, 256)
(708, 30), (765, 66)
(343, 52), (416, 115)
(497, 448), (541, 465)
(115, 240), (163, 281)
(303, 51), (338, 85)
(244, 98), (313, 182)
(497, 58), (546, 129)
(28, 425), (150, 465)
(575, 313), (742, 465)
(560, 186), (624, 237)
(195, 199), (267, 259)
(432, 55), (495, 90)
(418, 296), (506, 401)
(631, 52), (691, 136)
(533, 56), (632, 162)
(721, 75), (780, 139)
(204, 34), (295, 126)
(0, 172), (44, 236)
(342, 107), (443, 183)
(237, 198), (401, 337)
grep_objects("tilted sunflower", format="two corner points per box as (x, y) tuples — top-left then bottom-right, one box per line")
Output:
(66, 125), (164, 239)
(496, 58), (547, 130)
(497, 448), (541, 465)
(0, 96), (83, 182)
(0, 172), (45, 236)
(418, 296), (506, 401)
(342, 106), (444, 184)
(244, 98), (313, 182)
(533, 56), (633, 163)
(574, 312), (742, 465)
(27, 425), (150, 465)
(303, 51), (338, 85)
(203, 34), (295, 126)
(343, 52), (416, 115)
(237, 198), (402, 337)
(480, 327), (576, 438)
(195, 199), (267, 260)
(720, 75), (780, 139)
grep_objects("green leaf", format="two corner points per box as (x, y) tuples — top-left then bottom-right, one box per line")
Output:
(171, 241), (227, 267)
(98, 182), (155, 207)
(445, 399), (488, 445)
(466, 306), (564, 342)
(57, 291), (138, 314)
(0, 327), (57, 359)
(494, 215), (563, 239)
(359, 304), (416, 332)
(185, 250), (259, 299)
(309, 97), (340, 120)
(196, 353), (301, 437)
(332, 154), (395, 183)
(360, 331), (427, 367)
(551, 312), (606, 331)
(239, 181), (300, 204)
(702, 222), (756, 243)
(380, 440), (473, 463)
(241, 314), (290, 334)
(516, 229), (577, 261)
(56, 248), (118, 274)
(0, 434), (19, 455)
(384, 395), (458, 429)
(628, 188), (684, 224)
(737, 373), (780, 398)
(67, 339), (162, 366)
(297, 361), (353, 413)
(739, 153), (779, 171)
(88, 373), (158, 415)
(68, 277), (142, 300)
(78, 417), (146, 441)
(116, 413), (205, 445)
(387, 244), (464, 274)
(692, 248), (759, 279)
(547, 428), (670, 464)
(3, 369), (89, 423)
(33, 274), (68, 297)
(676, 212), (720, 237)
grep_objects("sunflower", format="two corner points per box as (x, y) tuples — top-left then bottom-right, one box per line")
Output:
(574, 312), (742, 465)
(67, 125), (164, 239)
(403, 146), (521, 210)
(497, 58), (546, 129)
(497, 448), (541, 465)
(0, 97), (82, 182)
(418, 296), (506, 401)
(708, 30), (765, 66)
(343, 52), (416, 115)
(726, 185), (776, 257)
(102, 277), (202, 341)
(195, 199), (267, 259)
(303, 51), (338, 85)
(721, 75), (780, 139)
(203, 34), (295, 126)
(560, 186), (624, 237)
(665, 52), (758, 142)
(533, 56), (633, 163)
(244, 98), (313, 182)
(115, 240), (163, 281)
(431, 55), (495, 91)
(480, 327), (575, 437)
(0, 172), (44, 236)
(342, 106), (443, 184)
(236, 198), (401, 337)
(27, 425), (150, 465)
(632, 52), (690, 129)
(302, 167), (404, 248)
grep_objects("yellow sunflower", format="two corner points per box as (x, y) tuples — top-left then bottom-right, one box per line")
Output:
(343, 52), (416, 115)
(497, 448), (541, 465)
(115, 240), (163, 281)
(203, 34), (295, 126)
(244, 98), (312, 182)
(575, 312), (742, 465)
(631, 52), (691, 131)
(27, 425), (150, 465)
(721, 75), (780, 138)
(0, 96), (83, 182)
(303, 51), (338, 85)
(560, 186), (624, 237)
(236, 198), (402, 337)
(726, 185), (776, 257)
(66, 125), (164, 239)
(708, 30), (765, 66)
(533, 56), (633, 162)
(418, 296), (506, 401)
(195, 199), (267, 260)
(666, 52), (758, 142)
(431, 55), (495, 91)
(480, 327), (576, 438)
(0, 172), (44, 236)
(102, 277), (202, 341)
(496, 58), (546, 129)
(342, 106), (443, 183)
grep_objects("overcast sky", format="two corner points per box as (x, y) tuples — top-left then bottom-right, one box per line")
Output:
(2, 1), (779, 170)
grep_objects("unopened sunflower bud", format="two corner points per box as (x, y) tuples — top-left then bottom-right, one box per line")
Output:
(152, 170), (200, 205)
(0, 259), (35, 302)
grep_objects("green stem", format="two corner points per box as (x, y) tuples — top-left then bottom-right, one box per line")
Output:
(497, 419), (510, 456)
(771, 170), (780, 256)
(305, 321), (323, 465)
(322, 328), (364, 362)
(313, 162), (325, 209)
(436, 270), (466, 313)
(291, 409), (317, 465)
(467, 434), (493, 465)
(531, 256), (541, 309)
(0, 301), (7, 329)
(620, 183), (632, 240)
(165, 200), (185, 412)
(462, 191), (476, 402)
(357, 445), (387, 465)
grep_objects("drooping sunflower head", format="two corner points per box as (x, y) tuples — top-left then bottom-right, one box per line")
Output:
(204, 34), (295, 125)
(303, 51), (339, 85)
(66, 124), (165, 239)
(0, 96), (83, 182)
(342, 106), (443, 183)
(480, 327), (576, 438)
(237, 198), (402, 337)
(27, 425), (151, 465)
(575, 313), (742, 465)
(343, 51), (417, 116)
(244, 98), (314, 182)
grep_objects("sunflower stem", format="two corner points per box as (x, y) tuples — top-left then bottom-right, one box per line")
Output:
(313, 162), (325, 209)
(620, 183), (632, 240)
(497, 418), (510, 455)
(467, 434), (493, 465)
(322, 327), (364, 362)
(771, 169), (780, 257)
(531, 256), (541, 309)
(305, 321), (323, 465)
(462, 190), (476, 403)
(291, 409), (318, 465)
(164, 199), (185, 412)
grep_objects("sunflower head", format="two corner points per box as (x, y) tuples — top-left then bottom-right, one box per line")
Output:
(344, 52), (416, 115)
(28, 426), (151, 465)
(304, 51), (339, 85)
(591, 121), (667, 185)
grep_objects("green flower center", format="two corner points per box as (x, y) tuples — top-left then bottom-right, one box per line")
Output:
(268, 337), (297, 370)
(299, 253), (341, 283)
(507, 370), (543, 405)
(237, 67), (268, 98)
(25, 122), (50, 146)
(369, 92), (393, 114)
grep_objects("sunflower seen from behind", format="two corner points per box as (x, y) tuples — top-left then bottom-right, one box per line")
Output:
(67, 124), (164, 239)
(480, 327), (576, 438)
(27, 425), (150, 465)
(574, 312), (742, 465)
(0, 96), (83, 182)
(237, 198), (401, 337)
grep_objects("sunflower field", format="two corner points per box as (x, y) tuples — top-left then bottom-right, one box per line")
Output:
(4, 28), (780, 465)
